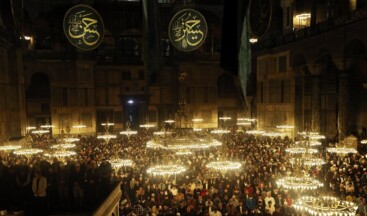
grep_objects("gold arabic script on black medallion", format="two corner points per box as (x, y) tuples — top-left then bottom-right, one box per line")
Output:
(63, 4), (104, 50)
(168, 9), (208, 52)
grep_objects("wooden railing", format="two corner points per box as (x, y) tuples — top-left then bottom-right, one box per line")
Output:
(92, 182), (122, 216)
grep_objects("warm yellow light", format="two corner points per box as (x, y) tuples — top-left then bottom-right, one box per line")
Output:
(206, 161), (242, 171)
(249, 38), (258, 43)
(14, 148), (43, 155)
(219, 116), (231, 120)
(147, 164), (187, 176)
(295, 13), (311, 20)
(0, 145), (22, 151)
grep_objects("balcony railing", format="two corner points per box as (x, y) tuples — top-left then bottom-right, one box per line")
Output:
(252, 7), (367, 51)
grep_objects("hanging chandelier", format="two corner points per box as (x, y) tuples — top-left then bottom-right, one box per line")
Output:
(147, 137), (222, 150)
(0, 145), (22, 151)
(63, 138), (80, 143)
(206, 161), (242, 171)
(164, 119), (175, 124)
(147, 164), (187, 176)
(327, 147), (357, 154)
(219, 116), (231, 121)
(236, 122), (251, 126)
(109, 158), (133, 169)
(361, 139), (367, 144)
(153, 131), (172, 136)
(101, 122), (115, 126)
(120, 130), (138, 136)
(295, 140), (322, 146)
(245, 130), (265, 135)
(45, 150), (76, 158)
(40, 124), (55, 129)
(210, 129), (230, 134)
(276, 125), (294, 129)
(31, 129), (49, 134)
(276, 176), (323, 190)
(290, 158), (326, 167)
(175, 149), (193, 155)
(237, 118), (256, 122)
(192, 118), (203, 122)
(97, 134), (117, 141)
(13, 148), (43, 156)
(72, 124), (86, 129)
(139, 123), (156, 129)
(285, 147), (318, 154)
(262, 132), (283, 137)
(293, 196), (357, 216)
(26, 126), (36, 131)
(51, 143), (76, 149)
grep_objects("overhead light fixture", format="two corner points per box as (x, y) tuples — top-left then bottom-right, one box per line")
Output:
(249, 38), (258, 43)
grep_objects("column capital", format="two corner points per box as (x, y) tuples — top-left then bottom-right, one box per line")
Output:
(333, 58), (355, 71)
(307, 63), (326, 76)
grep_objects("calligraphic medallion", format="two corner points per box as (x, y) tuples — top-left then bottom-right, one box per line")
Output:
(249, 0), (272, 37)
(63, 4), (104, 50)
(168, 9), (207, 52)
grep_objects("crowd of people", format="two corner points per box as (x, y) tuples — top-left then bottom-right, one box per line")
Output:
(0, 128), (367, 216)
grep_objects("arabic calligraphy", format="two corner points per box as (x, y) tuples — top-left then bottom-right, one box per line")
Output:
(169, 9), (207, 52)
(249, 0), (272, 37)
(63, 5), (104, 50)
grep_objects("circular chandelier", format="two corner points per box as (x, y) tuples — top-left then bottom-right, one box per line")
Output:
(192, 118), (203, 122)
(276, 176), (323, 190)
(206, 161), (242, 171)
(147, 164), (186, 176)
(153, 131), (172, 136)
(13, 148), (43, 156)
(290, 158), (326, 167)
(31, 129), (49, 134)
(45, 150), (76, 158)
(97, 134), (117, 140)
(219, 116), (231, 121)
(236, 122), (251, 126)
(295, 140), (322, 146)
(139, 124), (156, 129)
(26, 126), (36, 131)
(63, 138), (80, 143)
(293, 196), (357, 216)
(245, 130), (265, 135)
(276, 125), (294, 129)
(309, 134), (326, 140)
(51, 144), (76, 149)
(72, 124), (86, 129)
(193, 128), (203, 132)
(210, 129), (230, 134)
(175, 149), (193, 155)
(262, 132), (283, 137)
(147, 137), (222, 150)
(361, 139), (367, 144)
(109, 158), (133, 169)
(164, 119), (175, 124)
(0, 145), (22, 151)
(120, 130), (138, 136)
(237, 118), (256, 122)
(285, 148), (318, 154)
(101, 122), (115, 126)
(327, 147), (357, 154)
(40, 124), (55, 129)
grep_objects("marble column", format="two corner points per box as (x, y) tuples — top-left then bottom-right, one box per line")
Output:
(307, 64), (325, 132)
(334, 58), (353, 142)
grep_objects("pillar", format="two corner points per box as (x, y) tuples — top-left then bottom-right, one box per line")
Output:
(308, 64), (325, 132)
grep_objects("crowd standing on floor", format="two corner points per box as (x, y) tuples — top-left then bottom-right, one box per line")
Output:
(0, 128), (367, 216)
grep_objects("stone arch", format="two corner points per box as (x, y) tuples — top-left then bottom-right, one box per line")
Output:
(118, 29), (142, 56)
(217, 72), (237, 98)
(26, 73), (51, 99)
(291, 52), (306, 67)
(344, 39), (366, 57)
